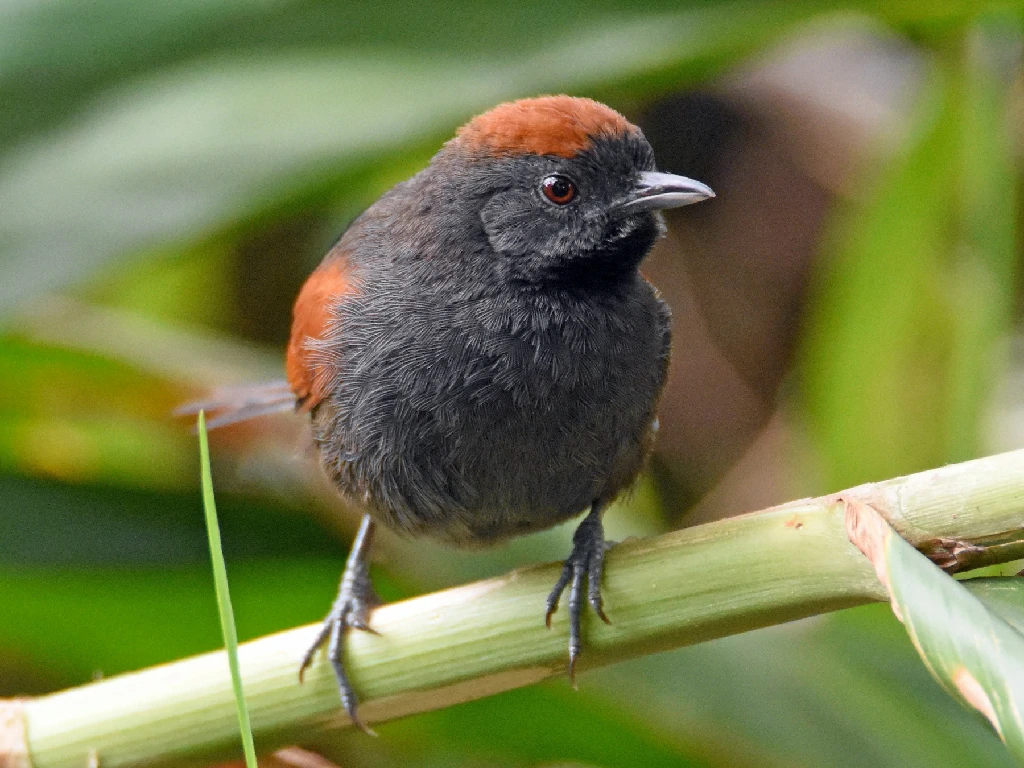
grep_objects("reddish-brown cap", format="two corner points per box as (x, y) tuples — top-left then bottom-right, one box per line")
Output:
(454, 95), (637, 159)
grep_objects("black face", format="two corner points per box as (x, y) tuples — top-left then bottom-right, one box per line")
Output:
(472, 133), (664, 288)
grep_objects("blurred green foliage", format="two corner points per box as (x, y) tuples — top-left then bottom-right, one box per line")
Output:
(801, 21), (1020, 487)
(2, 1), (1023, 766)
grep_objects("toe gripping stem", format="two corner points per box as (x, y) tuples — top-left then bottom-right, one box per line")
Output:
(299, 513), (379, 735)
(545, 500), (612, 687)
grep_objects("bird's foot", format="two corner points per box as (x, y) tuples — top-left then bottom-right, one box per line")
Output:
(299, 515), (379, 735)
(545, 502), (611, 687)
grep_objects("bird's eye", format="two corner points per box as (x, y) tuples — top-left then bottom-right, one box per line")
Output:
(541, 175), (577, 205)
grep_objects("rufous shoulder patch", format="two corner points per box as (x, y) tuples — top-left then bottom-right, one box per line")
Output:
(455, 95), (636, 159)
(286, 252), (354, 410)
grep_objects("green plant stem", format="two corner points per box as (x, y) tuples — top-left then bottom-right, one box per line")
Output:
(13, 449), (1024, 768)
(198, 411), (258, 768)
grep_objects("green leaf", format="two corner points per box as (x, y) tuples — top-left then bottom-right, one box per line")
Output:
(0, 560), (333, 683)
(367, 683), (737, 768)
(0, 3), (827, 315)
(964, 579), (1024, 636)
(944, 19), (1020, 461)
(800, 21), (1021, 490)
(800, 63), (958, 489)
(846, 498), (1024, 757)
(592, 605), (1017, 768)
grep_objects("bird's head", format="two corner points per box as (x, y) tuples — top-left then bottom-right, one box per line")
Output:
(429, 95), (714, 287)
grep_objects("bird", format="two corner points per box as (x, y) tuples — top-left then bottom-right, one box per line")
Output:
(183, 95), (714, 733)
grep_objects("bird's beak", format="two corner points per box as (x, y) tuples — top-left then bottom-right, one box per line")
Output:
(612, 171), (715, 217)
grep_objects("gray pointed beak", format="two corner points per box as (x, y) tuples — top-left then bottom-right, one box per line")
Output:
(613, 171), (715, 217)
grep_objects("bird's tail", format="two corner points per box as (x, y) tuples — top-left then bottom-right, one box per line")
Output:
(174, 380), (297, 430)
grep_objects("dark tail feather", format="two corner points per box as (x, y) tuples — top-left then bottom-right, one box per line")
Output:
(174, 380), (297, 430)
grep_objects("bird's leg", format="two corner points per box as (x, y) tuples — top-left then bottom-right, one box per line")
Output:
(545, 499), (611, 687)
(299, 513), (379, 735)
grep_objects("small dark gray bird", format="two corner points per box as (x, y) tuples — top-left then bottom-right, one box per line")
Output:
(191, 95), (713, 732)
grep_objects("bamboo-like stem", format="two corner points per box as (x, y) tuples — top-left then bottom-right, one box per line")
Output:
(10, 449), (1024, 768)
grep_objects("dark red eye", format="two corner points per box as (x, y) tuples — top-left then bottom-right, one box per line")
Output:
(541, 175), (577, 205)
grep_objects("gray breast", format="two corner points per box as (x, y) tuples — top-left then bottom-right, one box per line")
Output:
(311, 274), (670, 545)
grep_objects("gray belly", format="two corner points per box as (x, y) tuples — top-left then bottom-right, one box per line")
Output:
(311, 283), (670, 544)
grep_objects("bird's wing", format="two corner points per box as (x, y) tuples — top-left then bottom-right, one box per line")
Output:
(175, 249), (354, 431)
(285, 251), (355, 412)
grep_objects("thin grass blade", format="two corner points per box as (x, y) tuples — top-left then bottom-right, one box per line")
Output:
(198, 410), (258, 768)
